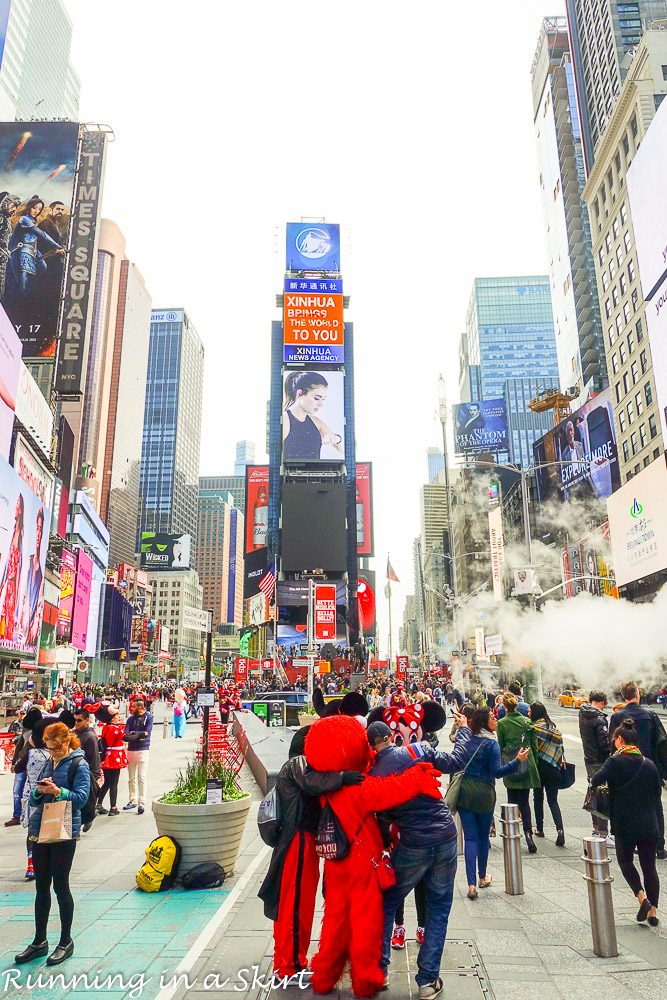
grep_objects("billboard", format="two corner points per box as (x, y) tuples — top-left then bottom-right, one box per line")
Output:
(607, 455), (667, 588)
(14, 433), (53, 509)
(579, 522), (617, 598)
(248, 591), (269, 626)
(357, 569), (376, 636)
(0, 454), (49, 657)
(245, 465), (269, 553)
(283, 369), (345, 463)
(315, 585), (336, 641)
(488, 505), (505, 601)
(356, 462), (374, 556)
(140, 532), (191, 570)
(626, 99), (667, 440)
(15, 361), (53, 457)
(71, 549), (93, 652)
(0, 122), (79, 357)
(286, 222), (340, 272)
(56, 129), (107, 394)
(453, 399), (509, 454)
(57, 549), (76, 642)
(276, 579), (347, 649)
(281, 481), (347, 572)
(283, 278), (344, 365)
(0, 304), (21, 460)
(244, 546), (268, 600)
(533, 388), (619, 502)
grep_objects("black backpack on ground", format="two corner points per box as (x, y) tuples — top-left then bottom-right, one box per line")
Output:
(181, 862), (226, 890)
(68, 757), (98, 826)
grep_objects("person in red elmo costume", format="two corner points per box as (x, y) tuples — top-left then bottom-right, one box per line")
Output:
(304, 714), (443, 998)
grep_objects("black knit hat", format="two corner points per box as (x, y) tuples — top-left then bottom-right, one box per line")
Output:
(31, 710), (76, 749)
(367, 721), (392, 746)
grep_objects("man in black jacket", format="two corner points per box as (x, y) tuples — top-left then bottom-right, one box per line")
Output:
(609, 681), (667, 858)
(579, 691), (610, 838)
(73, 708), (101, 832)
(258, 726), (364, 982)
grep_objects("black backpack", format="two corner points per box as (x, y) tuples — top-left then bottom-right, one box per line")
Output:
(181, 862), (226, 890)
(98, 736), (108, 764)
(68, 757), (97, 826)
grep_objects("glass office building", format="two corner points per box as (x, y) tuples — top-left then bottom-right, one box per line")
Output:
(138, 309), (204, 558)
(463, 277), (559, 400)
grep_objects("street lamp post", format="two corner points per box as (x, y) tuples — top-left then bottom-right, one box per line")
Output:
(438, 375), (457, 600)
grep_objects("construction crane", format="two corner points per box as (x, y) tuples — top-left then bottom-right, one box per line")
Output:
(528, 386), (577, 426)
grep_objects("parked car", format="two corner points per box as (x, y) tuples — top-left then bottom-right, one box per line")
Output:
(558, 689), (587, 709)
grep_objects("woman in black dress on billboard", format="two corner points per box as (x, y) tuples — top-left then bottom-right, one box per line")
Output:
(282, 371), (344, 460)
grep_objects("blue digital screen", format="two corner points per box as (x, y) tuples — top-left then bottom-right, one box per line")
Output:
(286, 223), (340, 272)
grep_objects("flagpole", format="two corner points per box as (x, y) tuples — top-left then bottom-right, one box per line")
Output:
(387, 552), (393, 672)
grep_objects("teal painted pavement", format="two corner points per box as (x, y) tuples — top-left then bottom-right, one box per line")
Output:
(0, 889), (228, 1000)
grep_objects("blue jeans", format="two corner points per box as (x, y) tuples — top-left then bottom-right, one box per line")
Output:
(458, 807), (493, 886)
(381, 838), (458, 986)
(13, 769), (27, 819)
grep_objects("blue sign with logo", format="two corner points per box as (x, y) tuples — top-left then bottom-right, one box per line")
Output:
(284, 278), (343, 294)
(286, 223), (341, 272)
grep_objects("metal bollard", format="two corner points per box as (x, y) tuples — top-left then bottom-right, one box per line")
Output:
(582, 836), (618, 957)
(499, 803), (524, 895)
(163, 717), (168, 739)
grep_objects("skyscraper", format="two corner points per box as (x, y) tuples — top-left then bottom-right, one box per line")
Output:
(531, 17), (606, 397)
(565, 0), (667, 167)
(234, 440), (255, 475)
(197, 489), (244, 629)
(426, 447), (445, 483)
(138, 309), (204, 556)
(504, 375), (561, 467)
(0, 0), (81, 121)
(77, 220), (152, 569)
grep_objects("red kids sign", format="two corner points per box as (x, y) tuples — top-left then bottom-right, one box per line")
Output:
(396, 655), (409, 679)
(235, 656), (248, 683)
(314, 585), (336, 641)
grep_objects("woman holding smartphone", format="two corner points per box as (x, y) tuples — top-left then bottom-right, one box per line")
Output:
(15, 721), (90, 968)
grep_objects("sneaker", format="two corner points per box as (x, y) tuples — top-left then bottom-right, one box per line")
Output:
(606, 835), (616, 848)
(82, 822), (93, 833)
(418, 978), (443, 1000)
(380, 976), (389, 992)
(123, 802), (137, 810)
(4, 817), (20, 827)
(657, 849), (667, 860)
(25, 867), (35, 880)
(137, 805), (145, 815)
(96, 805), (108, 815)
(416, 926), (424, 944)
(391, 926), (406, 949)
(108, 808), (119, 816)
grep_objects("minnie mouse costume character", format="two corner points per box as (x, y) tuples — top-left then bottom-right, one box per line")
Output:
(304, 715), (443, 998)
(87, 703), (126, 814)
(366, 699), (447, 747)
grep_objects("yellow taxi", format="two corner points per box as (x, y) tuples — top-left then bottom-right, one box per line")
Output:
(558, 689), (587, 709)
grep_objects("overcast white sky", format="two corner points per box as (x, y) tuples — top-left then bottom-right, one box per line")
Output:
(65, 0), (566, 655)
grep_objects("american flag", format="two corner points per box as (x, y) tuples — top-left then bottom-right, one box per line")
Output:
(258, 562), (276, 601)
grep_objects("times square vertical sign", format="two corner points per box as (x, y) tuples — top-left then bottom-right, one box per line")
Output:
(55, 130), (107, 395)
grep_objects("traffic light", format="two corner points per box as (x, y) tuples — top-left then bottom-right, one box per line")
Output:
(120, 650), (127, 660)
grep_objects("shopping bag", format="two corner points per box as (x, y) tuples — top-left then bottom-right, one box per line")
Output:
(38, 800), (73, 842)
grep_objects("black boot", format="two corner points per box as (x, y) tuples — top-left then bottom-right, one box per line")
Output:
(15, 941), (48, 964)
(525, 831), (537, 853)
(556, 829), (565, 847)
(46, 940), (74, 966)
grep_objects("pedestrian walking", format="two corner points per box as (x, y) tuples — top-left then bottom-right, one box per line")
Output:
(591, 718), (661, 925)
(497, 692), (540, 853)
(93, 703), (127, 816)
(15, 720), (90, 967)
(123, 698), (153, 814)
(457, 707), (529, 898)
(496, 681), (529, 719)
(529, 702), (566, 847)
(578, 691), (611, 841)
(609, 680), (667, 858)
(5, 710), (28, 827)
(173, 688), (187, 738)
(72, 708), (100, 833)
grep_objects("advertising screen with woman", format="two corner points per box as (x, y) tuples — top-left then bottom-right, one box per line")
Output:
(282, 369), (345, 463)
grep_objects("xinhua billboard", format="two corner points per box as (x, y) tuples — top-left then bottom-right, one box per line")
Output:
(0, 121), (79, 359)
(453, 399), (509, 454)
(283, 277), (344, 364)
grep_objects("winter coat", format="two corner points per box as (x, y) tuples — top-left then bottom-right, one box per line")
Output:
(28, 746), (90, 840)
(496, 710), (539, 789)
(258, 756), (345, 921)
(578, 703), (610, 766)
(101, 723), (128, 770)
(461, 733), (519, 786)
(608, 704), (662, 764)
(20, 747), (50, 827)
(591, 751), (662, 838)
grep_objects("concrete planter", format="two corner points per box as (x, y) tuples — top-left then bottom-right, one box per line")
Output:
(298, 713), (318, 727)
(151, 794), (251, 879)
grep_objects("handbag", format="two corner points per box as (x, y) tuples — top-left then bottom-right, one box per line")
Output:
(376, 852), (397, 890)
(315, 800), (351, 860)
(38, 800), (72, 843)
(583, 783), (610, 819)
(445, 741), (482, 816)
(558, 761), (576, 790)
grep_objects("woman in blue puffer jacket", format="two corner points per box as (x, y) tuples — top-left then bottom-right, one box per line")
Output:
(457, 707), (529, 899)
(16, 720), (90, 969)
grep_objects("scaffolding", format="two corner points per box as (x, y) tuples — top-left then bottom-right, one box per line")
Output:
(528, 387), (576, 426)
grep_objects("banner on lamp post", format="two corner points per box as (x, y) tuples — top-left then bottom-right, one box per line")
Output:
(488, 506), (505, 601)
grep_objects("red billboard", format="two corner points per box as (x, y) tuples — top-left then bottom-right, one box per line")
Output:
(396, 655), (408, 679)
(71, 549), (93, 651)
(356, 462), (374, 556)
(244, 466), (269, 554)
(315, 585), (336, 641)
(235, 655), (248, 684)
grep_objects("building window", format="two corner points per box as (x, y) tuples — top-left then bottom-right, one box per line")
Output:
(631, 288), (639, 312)
(616, 314), (624, 337)
(631, 115), (638, 138)
(612, 287), (619, 307)
(624, 301), (631, 324)
(599, 247), (606, 267)
(646, 382), (653, 406)
(631, 360), (638, 384)
(623, 440), (630, 463)
(640, 349), (648, 374)
(620, 341), (627, 364)
(627, 399), (635, 424)
(636, 391), (644, 416)
(640, 424), (648, 448)
(605, 298), (612, 318)
(616, 246), (624, 267)
(609, 324), (615, 346)
(649, 414), (658, 439)
(622, 136), (630, 159)
(627, 328), (634, 353)
(631, 431), (638, 455)
(602, 272), (609, 292)
(623, 372), (630, 394)
(612, 353), (619, 374)
(610, 259), (616, 279)
(636, 316), (643, 341)
(619, 409), (627, 432)
(620, 274), (627, 296)
(605, 233), (612, 254)
(654, 447), (662, 459)
(624, 231), (631, 253)
(615, 382), (622, 403)
(612, 218), (619, 239)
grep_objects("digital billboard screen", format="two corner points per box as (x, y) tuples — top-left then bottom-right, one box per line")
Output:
(283, 277), (344, 365)
(140, 532), (191, 570)
(0, 304), (21, 460)
(606, 455), (667, 588)
(0, 453), (49, 657)
(57, 549), (76, 642)
(244, 465), (269, 554)
(533, 388), (619, 502)
(276, 579), (347, 649)
(281, 481), (347, 572)
(286, 222), (340, 272)
(71, 549), (93, 651)
(356, 462), (374, 556)
(453, 399), (509, 454)
(244, 546), (268, 601)
(283, 369), (345, 463)
(0, 121), (79, 358)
